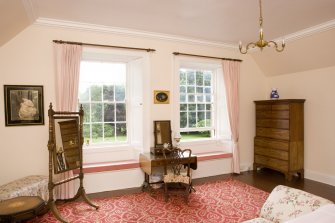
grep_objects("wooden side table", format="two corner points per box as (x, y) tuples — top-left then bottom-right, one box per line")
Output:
(139, 152), (197, 191)
(0, 196), (45, 222)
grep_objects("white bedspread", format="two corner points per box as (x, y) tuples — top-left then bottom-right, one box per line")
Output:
(285, 204), (335, 223)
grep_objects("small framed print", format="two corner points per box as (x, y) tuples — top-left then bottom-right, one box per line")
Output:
(154, 90), (169, 104)
(4, 85), (44, 126)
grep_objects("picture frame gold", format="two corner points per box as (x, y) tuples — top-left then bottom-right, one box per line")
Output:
(154, 90), (170, 104)
(4, 85), (44, 126)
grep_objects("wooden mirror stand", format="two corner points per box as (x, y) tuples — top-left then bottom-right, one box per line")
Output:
(47, 103), (99, 223)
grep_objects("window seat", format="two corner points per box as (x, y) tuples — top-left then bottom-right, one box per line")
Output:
(76, 152), (232, 174)
(196, 151), (232, 161)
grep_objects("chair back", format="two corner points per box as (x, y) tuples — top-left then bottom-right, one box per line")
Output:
(163, 147), (192, 177)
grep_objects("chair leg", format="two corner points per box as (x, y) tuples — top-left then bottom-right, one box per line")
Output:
(189, 182), (196, 193)
(185, 185), (189, 203)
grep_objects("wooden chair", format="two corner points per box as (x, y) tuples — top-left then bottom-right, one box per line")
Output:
(162, 147), (192, 202)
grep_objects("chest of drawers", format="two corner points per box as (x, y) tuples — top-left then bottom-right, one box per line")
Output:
(254, 99), (305, 180)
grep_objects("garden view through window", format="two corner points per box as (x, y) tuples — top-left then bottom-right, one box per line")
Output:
(179, 68), (214, 140)
(79, 61), (127, 145)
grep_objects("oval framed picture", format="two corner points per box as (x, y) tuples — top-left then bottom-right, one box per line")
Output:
(154, 90), (169, 104)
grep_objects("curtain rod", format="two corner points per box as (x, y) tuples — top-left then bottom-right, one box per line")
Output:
(173, 52), (242, 62)
(53, 40), (156, 52)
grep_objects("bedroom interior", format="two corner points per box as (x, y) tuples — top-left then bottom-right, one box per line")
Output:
(0, 0), (335, 222)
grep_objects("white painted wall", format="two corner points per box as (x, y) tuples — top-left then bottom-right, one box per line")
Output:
(0, 23), (265, 192)
(267, 66), (335, 186)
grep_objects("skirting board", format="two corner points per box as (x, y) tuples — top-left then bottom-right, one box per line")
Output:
(239, 163), (253, 172)
(248, 164), (335, 187)
(305, 169), (335, 186)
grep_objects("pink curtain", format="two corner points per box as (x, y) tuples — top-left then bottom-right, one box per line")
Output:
(54, 43), (82, 199)
(222, 60), (241, 174)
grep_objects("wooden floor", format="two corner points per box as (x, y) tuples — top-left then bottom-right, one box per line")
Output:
(88, 168), (335, 203)
(194, 168), (335, 202)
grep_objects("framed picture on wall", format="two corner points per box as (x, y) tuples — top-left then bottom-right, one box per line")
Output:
(154, 90), (170, 104)
(4, 85), (44, 126)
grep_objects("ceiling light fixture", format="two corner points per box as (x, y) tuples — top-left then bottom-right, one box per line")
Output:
(239, 0), (285, 54)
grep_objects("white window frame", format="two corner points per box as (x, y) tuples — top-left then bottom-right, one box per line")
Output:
(173, 56), (231, 154)
(80, 47), (151, 164)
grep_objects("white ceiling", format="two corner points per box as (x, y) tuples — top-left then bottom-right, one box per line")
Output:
(12, 0), (335, 45)
(1, 0), (335, 75)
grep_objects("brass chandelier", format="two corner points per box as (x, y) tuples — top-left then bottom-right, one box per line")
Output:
(239, 0), (285, 54)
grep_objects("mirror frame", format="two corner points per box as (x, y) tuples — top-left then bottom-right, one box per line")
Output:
(154, 120), (172, 148)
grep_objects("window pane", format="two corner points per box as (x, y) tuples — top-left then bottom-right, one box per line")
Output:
(188, 112), (196, 127)
(180, 86), (186, 93)
(187, 86), (195, 93)
(116, 103), (126, 121)
(180, 112), (187, 128)
(197, 104), (205, 111)
(180, 94), (186, 102)
(80, 61), (126, 84)
(83, 124), (90, 144)
(92, 123), (103, 143)
(91, 103), (102, 122)
(104, 123), (115, 142)
(180, 104), (187, 111)
(81, 103), (90, 123)
(188, 104), (196, 111)
(115, 85), (125, 101)
(206, 104), (211, 111)
(104, 103), (114, 122)
(197, 95), (204, 102)
(180, 71), (186, 85)
(197, 112), (205, 127)
(196, 87), (203, 93)
(206, 111), (212, 127)
(181, 131), (211, 140)
(196, 71), (203, 86)
(188, 94), (195, 102)
(79, 84), (90, 101)
(204, 72), (211, 86)
(103, 85), (114, 101)
(91, 85), (102, 101)
(205, 95), (212, 102)
(204, 87), (211, 94)
(187, 71), (195, 85)
(116, 123), (127, 141)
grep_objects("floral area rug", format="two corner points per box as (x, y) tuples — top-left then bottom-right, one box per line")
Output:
(30, 179), (268, 223)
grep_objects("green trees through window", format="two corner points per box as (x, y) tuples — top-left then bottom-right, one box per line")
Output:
(79, 61), (127, 145)
(179, 68), (213, 140)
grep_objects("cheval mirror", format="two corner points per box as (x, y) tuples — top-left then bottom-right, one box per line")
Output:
(53, 118), (80, 173)
(47, 103), (98, 223)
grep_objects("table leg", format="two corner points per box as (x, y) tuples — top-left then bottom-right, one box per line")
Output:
(141, 173), (150, 191)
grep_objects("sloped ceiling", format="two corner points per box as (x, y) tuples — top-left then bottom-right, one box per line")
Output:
(1, 0), (335, 76)
(251, 29), (335, 76)
(0, 0), (32, 46)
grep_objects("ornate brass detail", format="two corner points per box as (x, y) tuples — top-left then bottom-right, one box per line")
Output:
(239, 0), (285, 54)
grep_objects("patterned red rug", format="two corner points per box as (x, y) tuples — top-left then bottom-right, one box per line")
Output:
(31, 179), (268, 223)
